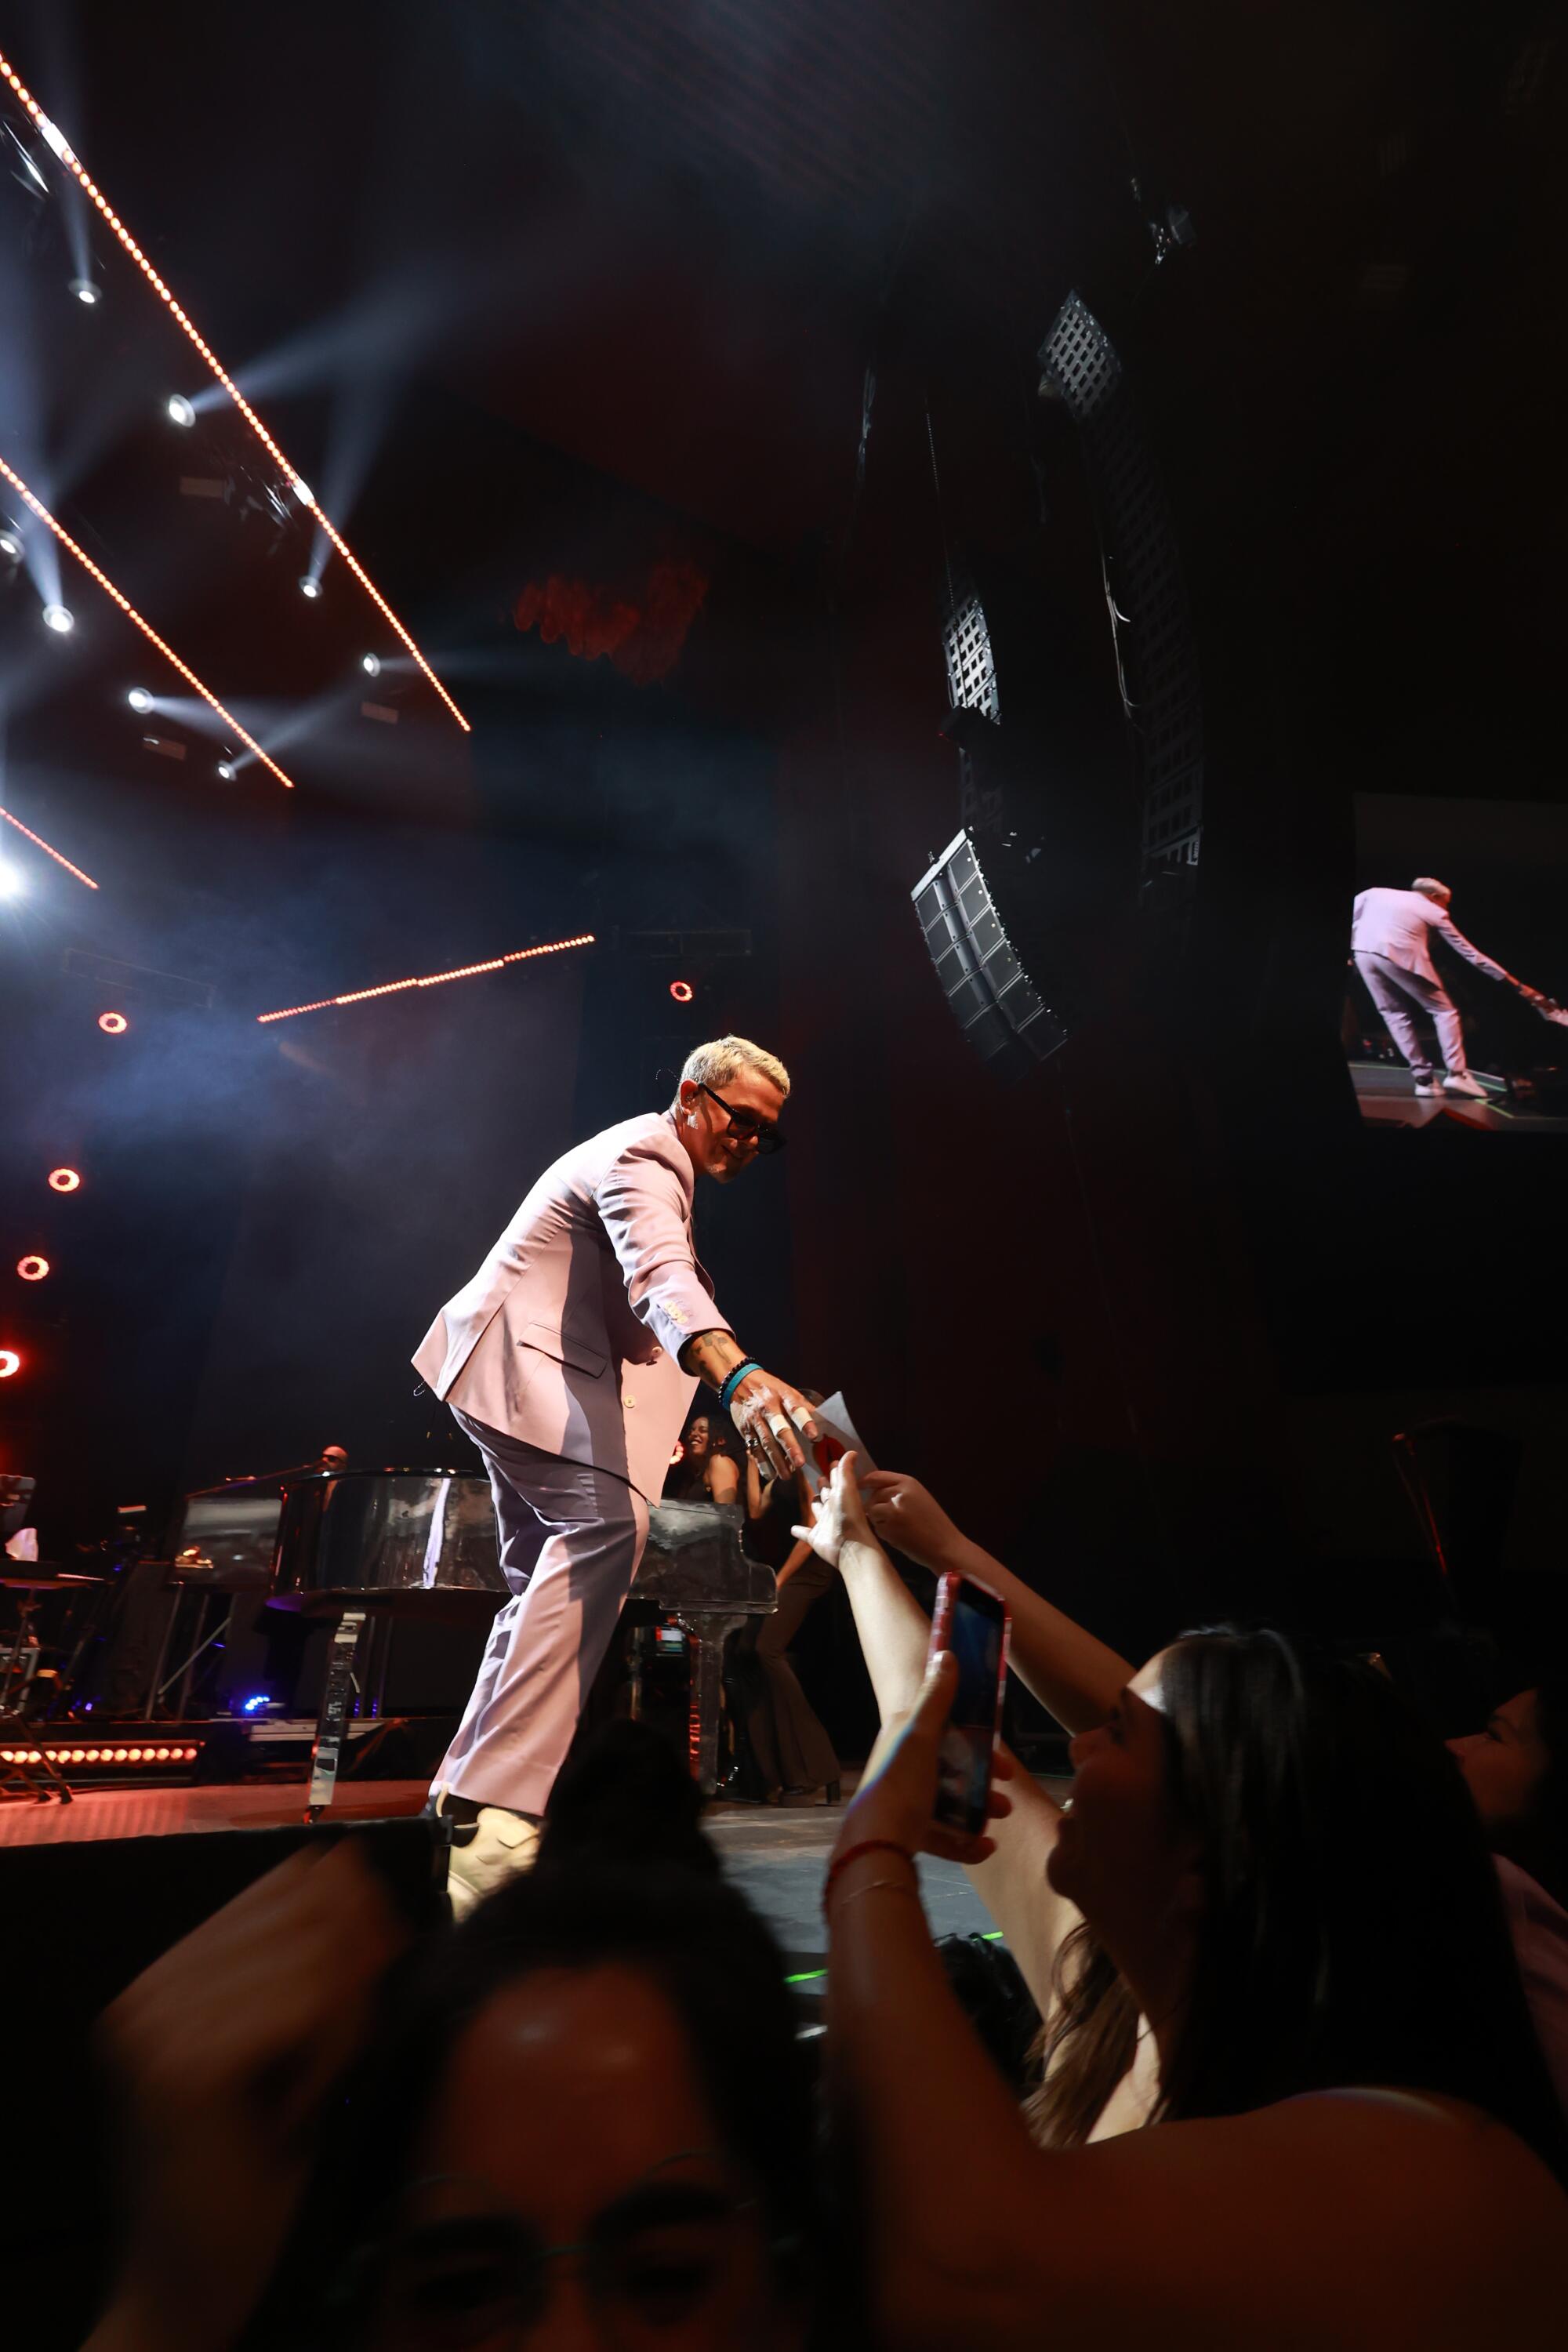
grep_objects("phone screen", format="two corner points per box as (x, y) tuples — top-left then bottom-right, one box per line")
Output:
(929, 1574), (1008, 1836)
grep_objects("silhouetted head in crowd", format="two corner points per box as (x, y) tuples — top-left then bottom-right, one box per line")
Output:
(1033, 1628), (1565, 2169)
(321, 1726), (816, 2350)
(1450, 1679), (1568, 1909)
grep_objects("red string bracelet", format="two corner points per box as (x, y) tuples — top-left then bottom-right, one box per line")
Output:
(822, 1838), (917, 1918)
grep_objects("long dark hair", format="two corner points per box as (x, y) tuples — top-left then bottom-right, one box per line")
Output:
(252, 1731), (823, 2348)
(1525, 1675), (1568, 1907)
(1029, 1628), (1566, 2173)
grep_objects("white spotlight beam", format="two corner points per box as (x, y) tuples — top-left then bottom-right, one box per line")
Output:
(258, 934), (596, 1024)
(0, 453), (297, 790)
(0, 805), (99, 888)
(0, 47), (471, 736)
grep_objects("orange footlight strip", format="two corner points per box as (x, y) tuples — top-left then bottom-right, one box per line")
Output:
(0, 805), (98, 888)
(0, 49), (470, 736)
(0, 457), (298, 789)
(257, 932), (596, 1023)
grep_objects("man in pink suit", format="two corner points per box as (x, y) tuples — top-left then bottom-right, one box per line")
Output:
(1352, 876), (1534, 1099)
(413, 1034), (814, 1911)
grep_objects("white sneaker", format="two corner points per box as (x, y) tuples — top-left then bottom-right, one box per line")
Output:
(445, 1806), (541, 1921)
(1414, 1082), (1443, 1095)
(1443, 1074), (1488, 1098)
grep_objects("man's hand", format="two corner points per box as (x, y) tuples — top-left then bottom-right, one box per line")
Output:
(859, 1470), (963, 1570)
(678, 1329), (817, 1479)
(728, 1368), (818, 1479)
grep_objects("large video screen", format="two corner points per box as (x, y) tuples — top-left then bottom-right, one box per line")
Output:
(1345, 795), (1568, 1129)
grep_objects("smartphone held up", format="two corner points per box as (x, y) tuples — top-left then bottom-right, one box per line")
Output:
(927, 1572), (1010, 1838)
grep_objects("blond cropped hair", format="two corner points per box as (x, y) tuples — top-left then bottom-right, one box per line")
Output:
(677, 1035), (790, 1102)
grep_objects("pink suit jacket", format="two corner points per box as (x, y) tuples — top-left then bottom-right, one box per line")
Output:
(1352, 887), (1511, 988)
(412, 1111), (729, 1502)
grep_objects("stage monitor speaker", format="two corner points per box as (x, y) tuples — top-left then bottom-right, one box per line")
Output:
(912, 830), (1068, 1079)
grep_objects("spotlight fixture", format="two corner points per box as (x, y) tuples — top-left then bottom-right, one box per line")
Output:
(0, 43), (469, 732)
(258, 932), (597, 1024)
(669, 980), (695, 1004)
(216, 760), (235, 782)
(0, 454), (297, 788)
(0, 807), (98, 888)
(166, 394), (195, 427)
(68, 275), (100, 305)
(47, 1167), (82, 1192)
(98, 1011), (128, 1034)
(0, 862), (22, 901)
(361, 652), (381, 677)
(16, 1256), (48, 1282)
(41, 602), (74, 633)
(292, 478), (315, 508)
(0, 1350), (20, 1378)
(126, 686), (154, 713)
(299, 575), (321, 601)
(0, 528), (20, 561)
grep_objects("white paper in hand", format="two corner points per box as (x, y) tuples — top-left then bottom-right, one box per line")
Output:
(813, 1392), (877, 1475)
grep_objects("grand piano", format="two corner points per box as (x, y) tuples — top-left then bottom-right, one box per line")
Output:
(270, 1468), (775, 1813)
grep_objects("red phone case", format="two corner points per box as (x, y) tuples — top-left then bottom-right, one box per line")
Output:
(928, 1572), (1011, 1831)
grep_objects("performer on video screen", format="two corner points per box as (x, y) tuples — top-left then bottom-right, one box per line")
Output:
(1351, 876), (1545, 1099)
(412, 1035), (814, 1914)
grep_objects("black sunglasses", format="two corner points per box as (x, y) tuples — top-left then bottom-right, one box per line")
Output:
(697, 1082), (784, 1155)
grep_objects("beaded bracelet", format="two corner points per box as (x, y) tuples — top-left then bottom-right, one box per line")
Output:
(717, 1359), (763, 1413)
(821, 1838), (917, 1917)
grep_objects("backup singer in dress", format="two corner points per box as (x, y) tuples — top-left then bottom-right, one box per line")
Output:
(412, 1035), (815, 1915)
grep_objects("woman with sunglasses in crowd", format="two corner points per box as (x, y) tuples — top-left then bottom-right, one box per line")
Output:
(803, 1454), (1568, 2350)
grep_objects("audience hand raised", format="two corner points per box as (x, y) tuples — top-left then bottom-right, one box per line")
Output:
(793, 1450), (874, 1565)
(87, 1841), (407, 2352)
(834, 1648), (1014, 1869)
(859, 1468), (963, 1567)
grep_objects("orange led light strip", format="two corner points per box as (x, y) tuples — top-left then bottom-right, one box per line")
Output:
(0, 49), (470, 736)
(0, 455), (297, 789)
(0, 805), (98, 887)
(257, 932), (596, 1022)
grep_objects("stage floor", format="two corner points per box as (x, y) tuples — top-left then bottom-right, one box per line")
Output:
(1348, 1058), (1568, 1128)
(0, 1775), (1004, 1961)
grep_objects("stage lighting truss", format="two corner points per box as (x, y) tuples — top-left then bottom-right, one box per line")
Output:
(0, 47), (470, 735)
(257, 932), (596, 1024)
(0, 455), (297, 790)
(0, 806), (99, 889)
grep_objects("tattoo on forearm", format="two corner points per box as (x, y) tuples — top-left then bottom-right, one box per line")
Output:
(680, 1329), (748, 1389)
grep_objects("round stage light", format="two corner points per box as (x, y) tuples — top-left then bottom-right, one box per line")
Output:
(292, 477), (316, 508)
(669, 979), (695, 1004)
(0, 862), (23, 902)
(99, 1011), (129, 1034)
(166, 394), (195, 428)
(0, 1351), (20, 1378)
(126, 686), (154, 713)
(216, 760), (236, 782)
(42, 603), (74, 633)
(361, 652), (381, 677)
(0, 529), (20, 561)
(299, 575), (321, 600)
(48, 1167), (82, 1192)
(69, 277), (101, 306)
(16, 1256), (49, 1282)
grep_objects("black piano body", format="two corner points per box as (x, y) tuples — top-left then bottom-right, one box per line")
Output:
(270, 1469), (775, 1808)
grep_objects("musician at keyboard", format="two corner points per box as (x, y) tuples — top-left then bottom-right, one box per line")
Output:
(412, 1036), (816, 1916)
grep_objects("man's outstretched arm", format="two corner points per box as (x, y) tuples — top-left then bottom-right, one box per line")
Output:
(680, 1328), (818, 1479)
